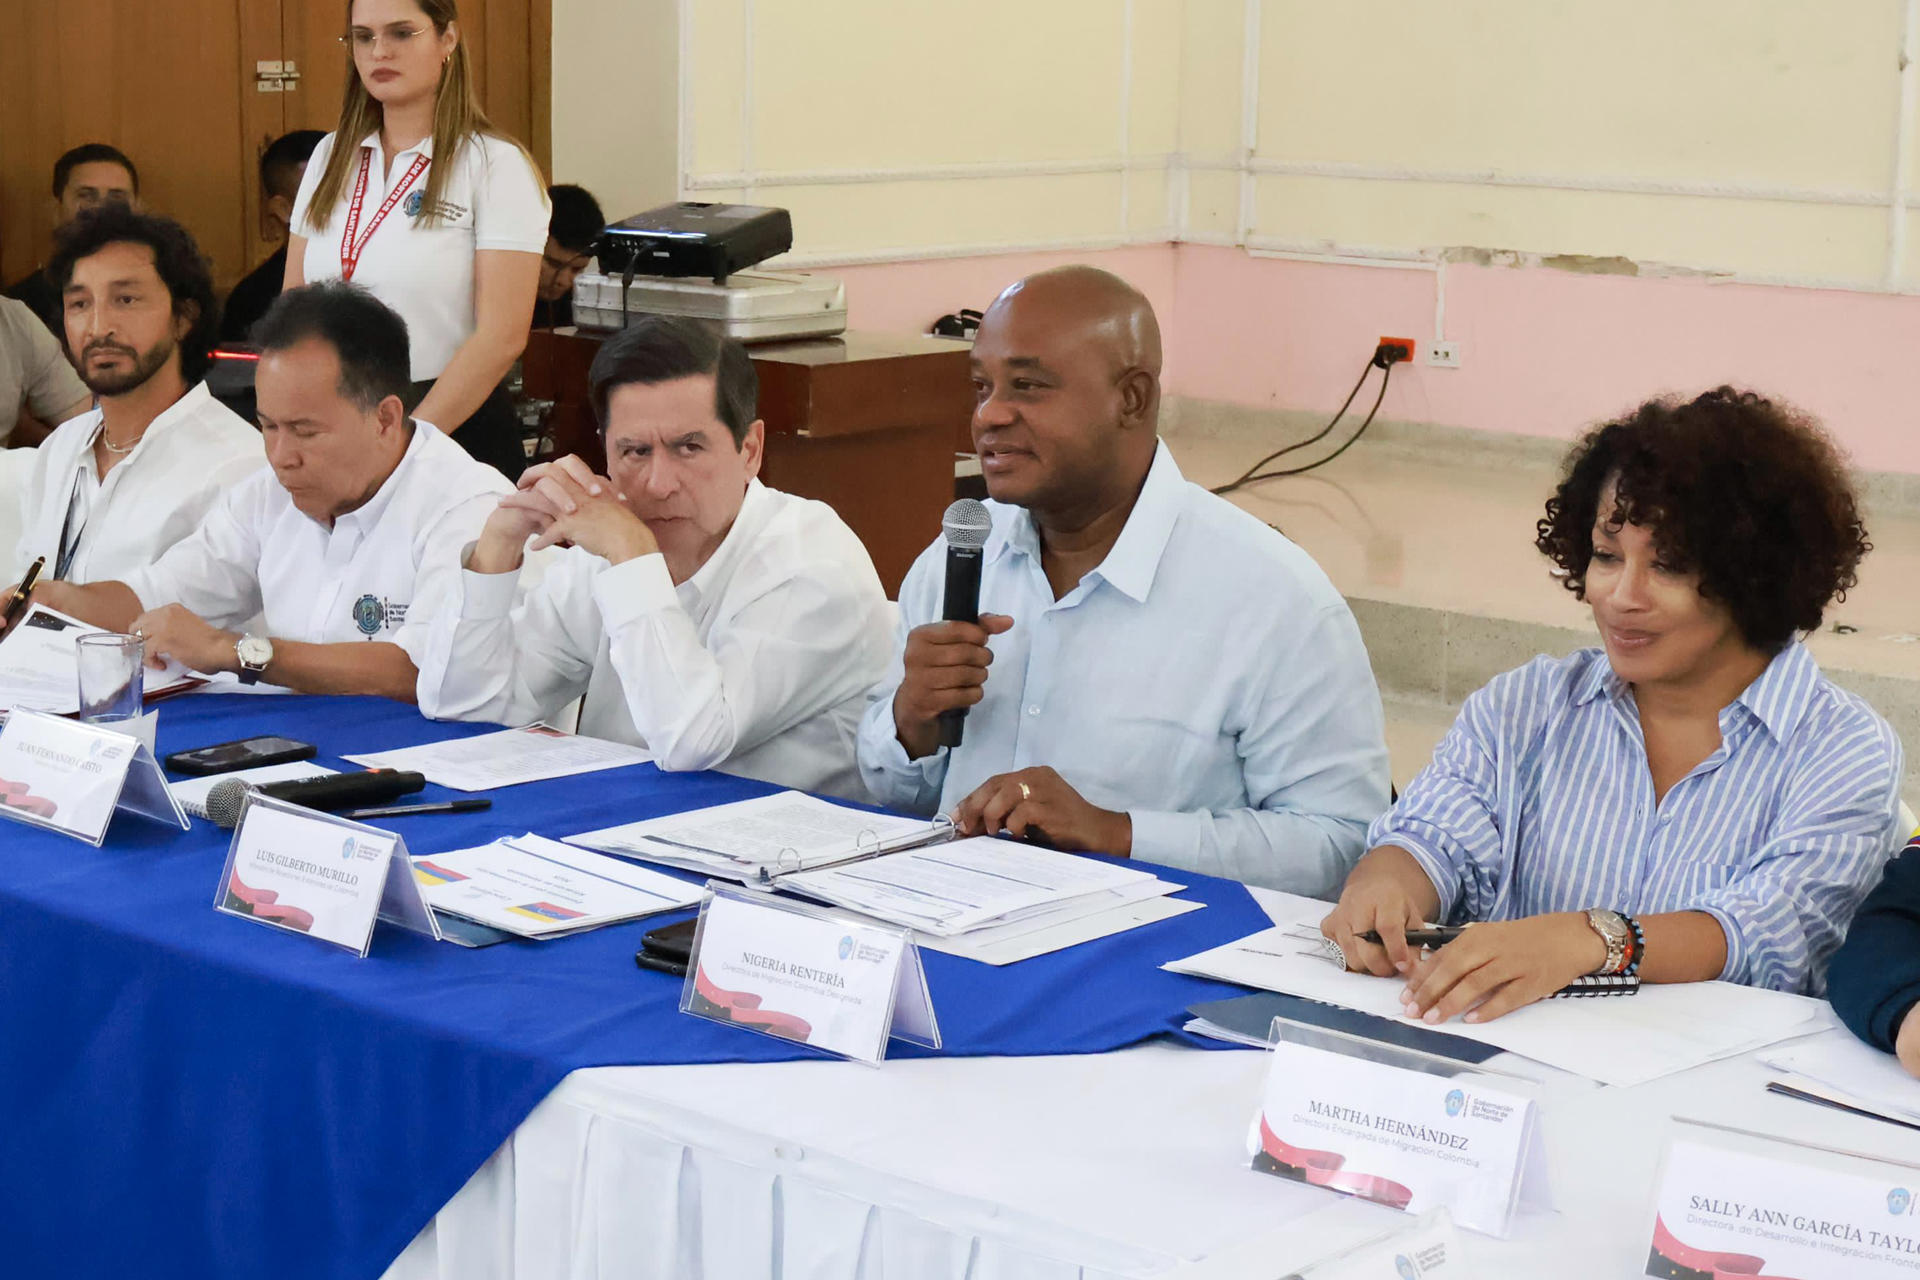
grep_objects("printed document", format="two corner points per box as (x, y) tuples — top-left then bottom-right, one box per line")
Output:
(344, 724), (651, 791)
(411, 833), (702, 937)
(1163, 891), (1832, 1087)
(567, 790), (944, 880)
(0, 604), (199, 714)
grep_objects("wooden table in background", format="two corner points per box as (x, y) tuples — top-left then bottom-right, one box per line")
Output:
(522, 329), (973, 595)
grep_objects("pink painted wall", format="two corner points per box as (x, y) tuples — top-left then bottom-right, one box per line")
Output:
(826, 242), (1920, 475)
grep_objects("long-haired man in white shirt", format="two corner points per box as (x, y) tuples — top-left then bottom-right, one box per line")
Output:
(15, 283), (510, 699)
(414, 316), (893, 801)
(7, 207), (263, 587)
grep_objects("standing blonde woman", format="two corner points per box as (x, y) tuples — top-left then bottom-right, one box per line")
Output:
(286, 0), (548, 479)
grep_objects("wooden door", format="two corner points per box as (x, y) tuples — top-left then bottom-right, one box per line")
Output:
(0, 0), (549, 293)
(0, 0), (266, 292)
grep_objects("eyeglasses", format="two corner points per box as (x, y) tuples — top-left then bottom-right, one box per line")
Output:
(338, 26), (425, 52)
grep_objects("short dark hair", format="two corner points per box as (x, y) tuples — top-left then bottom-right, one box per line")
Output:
(1535, 386), (1870, 653)
(53, 143), (139, 199)
(547, 184), (606, 256)
(48, 206), (217, 383)
(588, 316), (758, 448)
(261, 130), (326, 200)
(252, 282), (412, 412)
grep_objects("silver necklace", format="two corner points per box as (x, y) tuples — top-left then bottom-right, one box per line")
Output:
(98, 430), (146, 456)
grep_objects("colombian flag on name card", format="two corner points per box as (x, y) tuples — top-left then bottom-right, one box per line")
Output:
(507, 901), (585, 923)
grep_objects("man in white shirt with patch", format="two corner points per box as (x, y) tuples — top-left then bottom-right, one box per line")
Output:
(9, 207), (262, 586)
(21, 282), (509, 700)
(415, 316), (892, 800)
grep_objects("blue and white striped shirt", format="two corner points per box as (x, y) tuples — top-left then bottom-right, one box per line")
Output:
(1370, 644), (1905, 994)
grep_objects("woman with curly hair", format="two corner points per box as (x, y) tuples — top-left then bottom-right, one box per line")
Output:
(1321, 387), (1904, 1021)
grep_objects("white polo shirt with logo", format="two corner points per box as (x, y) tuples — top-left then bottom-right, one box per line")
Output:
(290, 130), (549, 382)
(122, 421), (510, 663)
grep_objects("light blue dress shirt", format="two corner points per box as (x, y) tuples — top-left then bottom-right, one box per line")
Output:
(856, 442), (1391, 895)
(1371, 644), (1905, 994)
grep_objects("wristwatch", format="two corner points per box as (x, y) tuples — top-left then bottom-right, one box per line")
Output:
(1584, 908), (1631, 975)
(235, 634), (273, 685)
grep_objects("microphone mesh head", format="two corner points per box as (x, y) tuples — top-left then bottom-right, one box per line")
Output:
(942, 498), (991, 549)
(205, 778), (256, 830)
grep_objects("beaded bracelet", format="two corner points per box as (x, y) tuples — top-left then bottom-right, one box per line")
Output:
(1621, 912), (1646, 977)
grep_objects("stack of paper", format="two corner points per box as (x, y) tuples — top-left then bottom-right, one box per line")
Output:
(566, 791), (948, 882)
(345, 723), (652, 791)
(1761, 1035), (1920, 1126)
(410, 833), (703, 938)
(1163, 891), (1835, 1087)
(0, 604), (202, 713)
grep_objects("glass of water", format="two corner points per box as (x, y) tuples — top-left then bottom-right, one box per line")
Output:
(76, 632), (145, 727)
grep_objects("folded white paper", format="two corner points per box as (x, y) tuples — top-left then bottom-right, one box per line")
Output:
(345, 723), (651, 791)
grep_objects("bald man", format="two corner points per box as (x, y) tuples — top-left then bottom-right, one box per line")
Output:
(855, 266), (1390, 895)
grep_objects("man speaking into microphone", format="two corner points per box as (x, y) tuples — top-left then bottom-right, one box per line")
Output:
(856, 266), (1389, 895)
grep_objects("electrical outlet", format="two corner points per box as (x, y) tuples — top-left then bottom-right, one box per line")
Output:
(1426, 340), (1462, 369)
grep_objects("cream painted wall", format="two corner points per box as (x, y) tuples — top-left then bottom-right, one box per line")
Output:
(549, 0), (679, 223)
(585, 0), (1920, 291)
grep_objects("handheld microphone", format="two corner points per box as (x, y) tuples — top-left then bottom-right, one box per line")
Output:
(937, 498), (992, 749)
(203, 770), (428, 830)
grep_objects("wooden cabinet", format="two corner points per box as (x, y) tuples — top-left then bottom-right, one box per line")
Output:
(0, 0), (551, 292)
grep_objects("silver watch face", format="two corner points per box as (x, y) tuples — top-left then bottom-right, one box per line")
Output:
(237, 635), (272, 668)
(1589, 908), (1629, 943)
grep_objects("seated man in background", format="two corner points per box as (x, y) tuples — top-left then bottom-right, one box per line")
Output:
(416, 315), (892, 801)
(3, 294), (89, 448)
(6, 143), (141, 339)
(1324, 389), (1903, 1020)
(856, 266), (1390, 895)
(11, 208), (262, 585)
(221, 130), (326, 343)
(1829, 835), (1920, 1078)
(530, 184), (606, 330)
(17, 282), (510, 700)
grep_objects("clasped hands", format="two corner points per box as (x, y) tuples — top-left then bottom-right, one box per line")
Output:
(891, 615), (1131, 856)
(1320, 849), (1607, 1025)
(473, 454), (656, 572)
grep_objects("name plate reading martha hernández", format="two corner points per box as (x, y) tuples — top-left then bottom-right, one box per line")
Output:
(1645, 1123), (1920, 1280)
(1250, 1022), (1551, 1238)
(681, 885), (939, 1063)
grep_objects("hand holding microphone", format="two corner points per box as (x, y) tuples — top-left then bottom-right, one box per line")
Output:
(891, 500), (1012, 761)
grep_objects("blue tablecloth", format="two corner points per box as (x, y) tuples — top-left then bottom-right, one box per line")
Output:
(0, 695), (1271, 1280)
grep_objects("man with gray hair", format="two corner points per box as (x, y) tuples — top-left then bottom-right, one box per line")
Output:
(415, 315), (892, 800)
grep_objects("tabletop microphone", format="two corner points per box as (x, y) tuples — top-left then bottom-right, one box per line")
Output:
(203, 770), (428, 830)
(938, 498), (991, 749)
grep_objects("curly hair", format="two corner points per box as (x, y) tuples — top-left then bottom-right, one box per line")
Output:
(47, 205), (219, 384)
(1534, 387), (1869, 653)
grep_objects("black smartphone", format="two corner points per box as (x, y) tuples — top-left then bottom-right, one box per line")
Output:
(163, 736), (317, 776)
(640, 917), (698, 964)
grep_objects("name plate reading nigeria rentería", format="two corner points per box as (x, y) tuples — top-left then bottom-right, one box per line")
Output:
(1249, 1018), (1552, 1237)
(1644, 1120), (1920, 1280)
(0, 708), (186, 845)
(681, 884), (940, 1063)
(215, 792), (440, 956)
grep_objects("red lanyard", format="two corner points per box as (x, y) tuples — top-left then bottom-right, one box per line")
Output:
(340, 148), (431, 281)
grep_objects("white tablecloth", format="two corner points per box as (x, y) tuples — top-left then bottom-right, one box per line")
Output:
(379, 1023), (1918, 1280)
